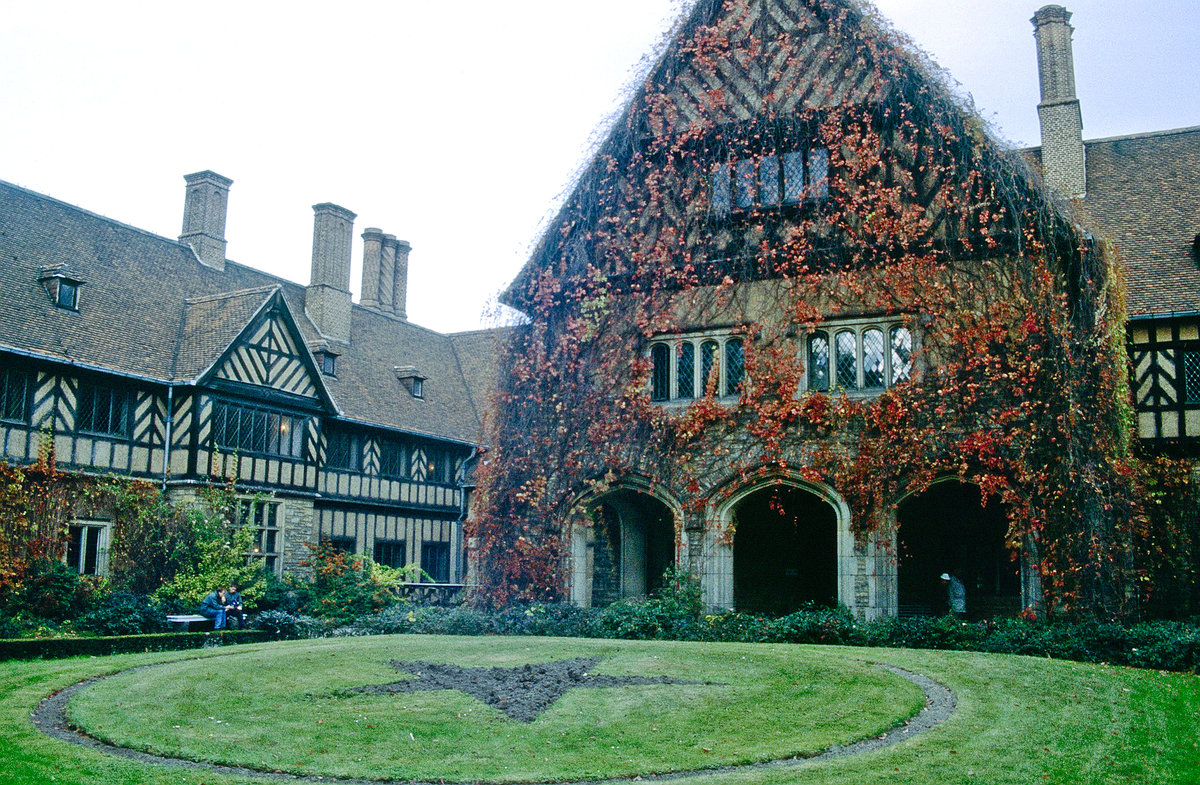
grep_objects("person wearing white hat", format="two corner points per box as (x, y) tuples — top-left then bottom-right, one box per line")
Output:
(940, 572), (966, 619)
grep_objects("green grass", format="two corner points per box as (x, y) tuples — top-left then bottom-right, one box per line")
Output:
(1, 635), (1196, 784)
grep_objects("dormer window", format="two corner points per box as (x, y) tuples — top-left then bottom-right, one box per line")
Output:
(310, 343), (340, 377)
(38, 265), (84, 310)
(394, 366), (427, 399)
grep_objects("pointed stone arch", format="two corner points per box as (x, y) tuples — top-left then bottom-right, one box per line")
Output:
(564, 478), (685, 608)
(702, 470), (870, 615)
(887, 477), (1038, 618)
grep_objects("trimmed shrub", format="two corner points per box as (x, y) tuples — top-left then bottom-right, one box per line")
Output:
(77, 592), (167, 636)
(251, 610), (325, 640)
(0, 630), (272, 661)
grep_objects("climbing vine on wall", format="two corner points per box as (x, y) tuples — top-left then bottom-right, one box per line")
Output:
(470, 0), (1143, 618)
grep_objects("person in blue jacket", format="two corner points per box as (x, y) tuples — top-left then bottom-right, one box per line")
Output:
(199, 587), (229, 630)
(225, 584), (246, 629)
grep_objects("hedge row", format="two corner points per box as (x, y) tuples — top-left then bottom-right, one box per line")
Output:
(0, 629), (275, 661)
(255, 603), (1200, 672)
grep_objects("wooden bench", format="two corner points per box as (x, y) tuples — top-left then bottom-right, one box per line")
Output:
(166, 614), (213, 632)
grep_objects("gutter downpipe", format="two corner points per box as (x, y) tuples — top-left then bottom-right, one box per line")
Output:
(456, 446), (479, 586)
(161, 385), (174, 492)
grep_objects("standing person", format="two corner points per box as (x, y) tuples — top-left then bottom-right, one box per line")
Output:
(940, 572), (967, 619)
(225, 584), (246, 629)
(199, 587), (229, 630)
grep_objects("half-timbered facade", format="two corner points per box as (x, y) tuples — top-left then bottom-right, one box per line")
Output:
(0, 173), (498, 587)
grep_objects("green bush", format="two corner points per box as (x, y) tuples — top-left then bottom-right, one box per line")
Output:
(10, 560), (100, 622)
(251, 610), (325, 639)
(77, 592), (167, 636)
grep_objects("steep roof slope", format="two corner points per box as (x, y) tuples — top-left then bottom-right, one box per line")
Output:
(502, 0), (1040, 307)
(0, 179), (489, 443)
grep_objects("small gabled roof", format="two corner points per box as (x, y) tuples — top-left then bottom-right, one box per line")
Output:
(175, 286), (278, 381)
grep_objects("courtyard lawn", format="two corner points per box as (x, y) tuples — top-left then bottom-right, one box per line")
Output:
(0, 636), (1195, 785)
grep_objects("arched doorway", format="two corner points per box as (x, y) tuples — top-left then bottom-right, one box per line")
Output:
(896, 482), (1020, 618)
(731, 485), (838, 614)
(590, 489), (675, 605)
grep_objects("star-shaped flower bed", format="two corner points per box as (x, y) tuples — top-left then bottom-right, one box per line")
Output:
(347, 656), (713, 722)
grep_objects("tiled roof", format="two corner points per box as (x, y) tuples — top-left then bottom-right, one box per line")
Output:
(176, 287), (278, 380)
(0, 179), (496, 444)
(1023, 126), (1200, 316)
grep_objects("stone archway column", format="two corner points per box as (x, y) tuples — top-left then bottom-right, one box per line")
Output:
(700, 525), (734, 612)
(567, 521), (593, 608)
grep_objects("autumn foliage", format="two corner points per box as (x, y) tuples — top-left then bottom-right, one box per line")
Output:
(470, 0), (1152, 618)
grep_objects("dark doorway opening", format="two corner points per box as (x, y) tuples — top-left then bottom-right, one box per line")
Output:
(896, 482), (1020, 618)
(732, 485), (837, 615)
(591, 490), (675, 605)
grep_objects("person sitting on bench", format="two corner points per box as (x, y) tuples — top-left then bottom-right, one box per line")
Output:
(225, 583), (246, 629)
(199, 587), (230, 630)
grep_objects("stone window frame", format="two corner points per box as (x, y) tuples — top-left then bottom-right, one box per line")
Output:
(802, 316), (916, 396)
(236, 496), (283, 575)
(648, 331), (746, 403)
(65, 519), (110, 577)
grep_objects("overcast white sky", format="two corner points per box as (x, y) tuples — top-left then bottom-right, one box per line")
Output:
(2, 1), (1197, 333)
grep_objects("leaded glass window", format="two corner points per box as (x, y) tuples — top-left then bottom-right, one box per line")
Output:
(835, 331), (858, 390)
(726, 338), (745, 395)
(1, 367), (31, 423)
(237, 498), (281, 573)
(213, 401), (305, 459)
(711, 163), (731, 216)
(863, 328), (885, 388)
(379, 438), (408, 479)
(782, 152), (805, 204)
(807, 148), (830, 199)
(890, 327), (913, 385)
(651, 343), (670, 401)
(759, 155), (780, 206)
(76, 381), (131, 437)
(374, 539), (407, 569)
(421, 541), (452, 583)
(808, 332), (830, 391)
(1183, 350), (1200, 404)
(325, 427), (361, 471)
(700, 340), (719, 396)
(676, 342), (695, 399)
(735, 159), (757, 209)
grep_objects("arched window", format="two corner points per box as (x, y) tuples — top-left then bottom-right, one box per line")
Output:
(890, 326), (913, 385)
(807, 332), (829, 391)
(700, 340), (720, 396)
(835, 330), (858, 389)
(863, 328), (885, 388)
(676, 342), (695, 399)
(650, 343), (670, 402)
(725, 338), (745, 395)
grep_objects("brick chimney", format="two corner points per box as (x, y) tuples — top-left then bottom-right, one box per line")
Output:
(305, 203), (356, 343)
(1032, 5), (1086, 198)
(390, 236), (411, 320)
(359, 227), (385, 311)
(179, 171), (232, 270)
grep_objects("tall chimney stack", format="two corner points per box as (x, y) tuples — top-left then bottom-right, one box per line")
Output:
(1032, 5), (1086, 198)
(379, 234), (397, 313)
(359, 228), (385, 311)
(391, 237), (411, 321)
(305, 203), (356, 344)
(179, 171), (232, 270)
